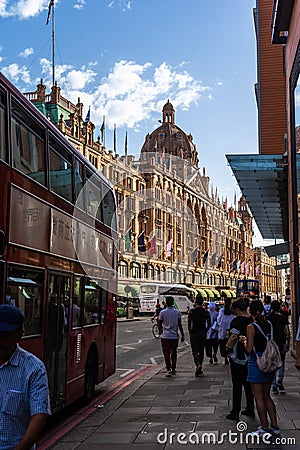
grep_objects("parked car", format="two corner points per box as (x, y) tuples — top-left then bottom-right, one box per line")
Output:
(116, 301), (126, 317)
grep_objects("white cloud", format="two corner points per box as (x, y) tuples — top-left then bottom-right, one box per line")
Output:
(19, 47), (34, 58)
(61, 60), (210, 130)
(1, 63), (31, 84)
(0, 0), (49, 19)
(2, 57), (213, 134)
(107, 0), (132, 10)
(66, 69), (96, 90)
(74, 0), (85, 10)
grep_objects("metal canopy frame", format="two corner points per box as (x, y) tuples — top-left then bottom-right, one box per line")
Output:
(226, 154), (288, 241)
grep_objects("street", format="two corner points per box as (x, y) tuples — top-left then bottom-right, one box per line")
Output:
(99, 315), (190, 390)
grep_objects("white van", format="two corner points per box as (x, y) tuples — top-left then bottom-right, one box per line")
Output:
(139, 283), (194, 314)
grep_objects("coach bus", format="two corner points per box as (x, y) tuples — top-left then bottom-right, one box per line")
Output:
(139, 282), (194, 314)
(236, 278), (260, 299)
(0, 72), (118, 412)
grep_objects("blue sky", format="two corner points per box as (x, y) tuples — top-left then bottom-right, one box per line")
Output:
(0, 0), (269, 244)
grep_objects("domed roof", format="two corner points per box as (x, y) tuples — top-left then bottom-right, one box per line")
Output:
(140, 100), (199, 168)
(163, 100), (174, 112)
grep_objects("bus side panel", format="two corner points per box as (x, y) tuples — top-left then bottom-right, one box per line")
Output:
(139, 298), (158, 314)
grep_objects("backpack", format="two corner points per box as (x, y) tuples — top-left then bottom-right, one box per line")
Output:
(253, 322), (282, 373)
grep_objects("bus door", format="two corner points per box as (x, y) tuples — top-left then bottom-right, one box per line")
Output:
(45, 272), (70, 410)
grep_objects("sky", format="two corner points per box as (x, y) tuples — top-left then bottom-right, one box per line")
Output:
(0, 0), (272, 245)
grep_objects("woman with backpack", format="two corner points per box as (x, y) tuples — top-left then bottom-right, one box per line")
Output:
(239, 299), (280, 437)
(224, 297), (255, 422)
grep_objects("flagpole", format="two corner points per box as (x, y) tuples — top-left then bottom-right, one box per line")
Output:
(113, 124), (116, 156)
(52, 1), (55, 86)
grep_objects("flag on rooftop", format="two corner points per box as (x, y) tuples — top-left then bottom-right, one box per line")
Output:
(100, 116), (105, 144)
(85, 107), (90, 122)
(232, 259), (237, 271)
(124, 131), (128, 157)
(166, 155), (172, 171)
(46, 0), (54, 25)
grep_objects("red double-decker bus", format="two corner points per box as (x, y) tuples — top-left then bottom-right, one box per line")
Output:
(0, 72), (118, 412)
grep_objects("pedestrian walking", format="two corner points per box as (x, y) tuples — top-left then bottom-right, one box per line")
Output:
(0, 304), (51, 450)
(239, 299), (280, 437)
(268, 300), (290, 394)
(158, 296), (185, 377)
(206, 301), (219, 364)
(217, 297), (235, 365)
(263, 295), (272, 316)
(224, 297), (255, 421)
(188, 294), (211, 376)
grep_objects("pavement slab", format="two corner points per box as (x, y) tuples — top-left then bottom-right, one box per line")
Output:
(48, 348), (300, 450)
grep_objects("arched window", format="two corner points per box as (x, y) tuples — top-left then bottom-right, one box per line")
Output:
(186, 270), (194, 284)
(155, 265), (160, 281)
(194, 272), (199, 285)
(142, 263), (148, 279)
(118, 260), (128, 278)
(166, 268), (175, 283)
(130, 262), (140, 279)
(161, 266), (166, 282)
(148, 264), (154, 280)
(175, 269), (181, 283)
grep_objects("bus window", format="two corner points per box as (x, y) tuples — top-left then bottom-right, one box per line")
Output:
(49, 137), (73, 203)
(74, 158), (84, 210)
(100, 286), (108, 325)
(6, 266), (44, 337)
(103, 188), (117, 230)
(85, 169), (102, 221)
(72, 276), (83, 329)
(0, 87), (7, 162)
(11, 100), (46, 186)
(83, 280), (100, 325)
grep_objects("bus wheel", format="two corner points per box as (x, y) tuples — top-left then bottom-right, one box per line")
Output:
(85, 351), (97, 401)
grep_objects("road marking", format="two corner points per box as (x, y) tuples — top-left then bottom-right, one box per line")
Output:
(118, 368), (135, 378)
(149, 358), (158, 365)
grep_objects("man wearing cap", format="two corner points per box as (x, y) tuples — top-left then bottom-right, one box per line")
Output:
(0, 304), (51, 450)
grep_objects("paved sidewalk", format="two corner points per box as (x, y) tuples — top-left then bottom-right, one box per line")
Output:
(50, 349), (300, 450)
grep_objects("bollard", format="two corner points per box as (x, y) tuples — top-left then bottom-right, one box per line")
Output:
(128, 307), (134, 319)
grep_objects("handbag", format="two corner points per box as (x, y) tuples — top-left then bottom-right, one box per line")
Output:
(253, 322), (282, 373)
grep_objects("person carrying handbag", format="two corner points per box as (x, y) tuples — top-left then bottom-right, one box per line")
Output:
(239, 299), (280, 438)
(206, 302), (219, 364)
(217, 298), (235, 365)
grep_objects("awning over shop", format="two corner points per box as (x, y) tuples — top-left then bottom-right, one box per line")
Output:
(226, 154), (288, 241)
(196, 288), (208, 298)
(211, 289), (221, 298)
(204, 288), (214, 298)
(221, 290), (232, 298)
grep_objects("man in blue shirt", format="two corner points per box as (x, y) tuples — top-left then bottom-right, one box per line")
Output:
(158, 296), (185, 377)
(0, 304), (51, 450)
